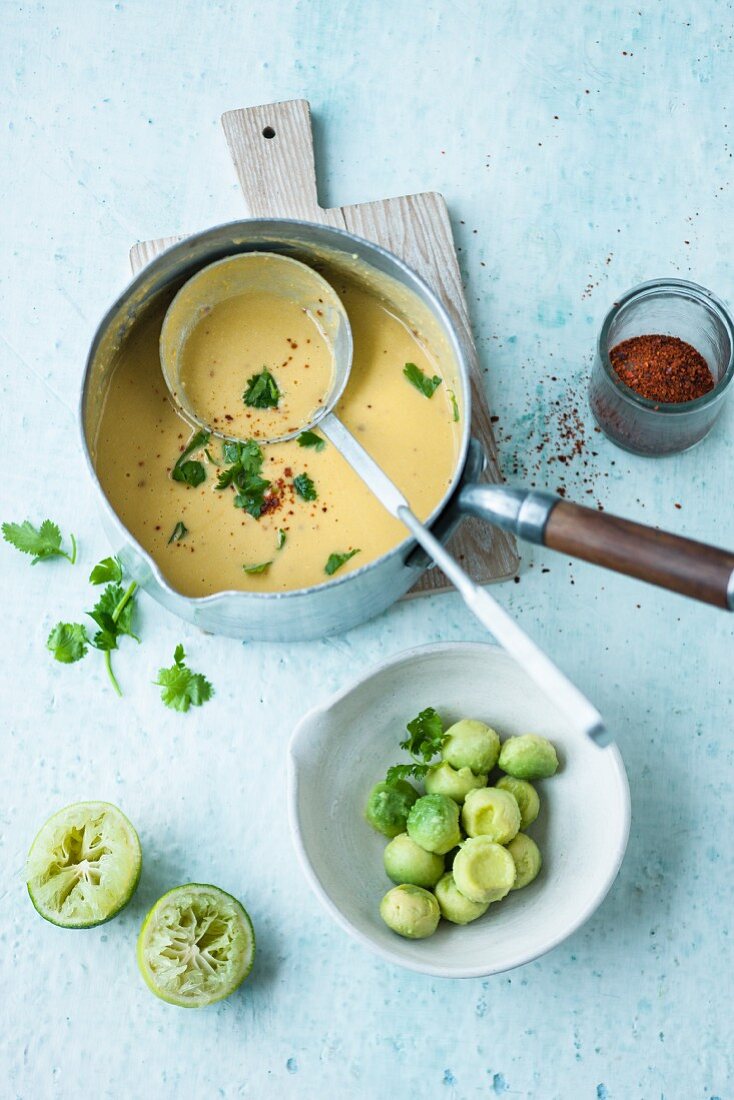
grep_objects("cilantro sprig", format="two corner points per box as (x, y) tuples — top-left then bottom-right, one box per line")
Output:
(46, 555), (139, 696)
(243, 561), (271, 574)
(324, 548), (360, 576)
(3, 519), (77, 565)
(403, 362), (442, 399)
(385, 707), (445, 786)
(168, 521), (188, 545)
(293, 473), (317, 501)
(297, 430), (326, 452)
(47, 623), (88, 663)
(216, 440), (271, 517)
(243, 368), (280, 409)
(155, 644), (213, 712)
(172, 430), (210, 488)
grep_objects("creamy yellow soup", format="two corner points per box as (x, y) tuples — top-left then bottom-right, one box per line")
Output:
(93, 277), (461, 597)
(179, 291), (334, 441)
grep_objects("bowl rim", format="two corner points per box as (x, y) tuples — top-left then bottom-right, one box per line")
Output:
(287, 640), (631, 979)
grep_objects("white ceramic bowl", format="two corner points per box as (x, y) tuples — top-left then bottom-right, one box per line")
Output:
(287, 642), (630, 978)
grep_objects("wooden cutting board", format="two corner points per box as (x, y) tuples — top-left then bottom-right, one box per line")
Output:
(129, 99), (518, 595)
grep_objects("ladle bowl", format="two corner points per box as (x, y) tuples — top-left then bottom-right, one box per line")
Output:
(159, 251), (353, 444)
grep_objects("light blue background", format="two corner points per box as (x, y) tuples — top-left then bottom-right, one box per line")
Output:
(1, 3), (732, 1098)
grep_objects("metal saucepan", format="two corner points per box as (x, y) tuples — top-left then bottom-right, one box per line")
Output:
(81, 218), (734, 643)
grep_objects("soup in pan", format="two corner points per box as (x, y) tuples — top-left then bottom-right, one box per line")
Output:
(92, 273), (462, 597)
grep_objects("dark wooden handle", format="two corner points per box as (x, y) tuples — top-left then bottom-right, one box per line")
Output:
(544, 501), (734, 609)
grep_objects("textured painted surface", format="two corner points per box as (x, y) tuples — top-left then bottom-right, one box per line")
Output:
(0, 3), (732, 1098)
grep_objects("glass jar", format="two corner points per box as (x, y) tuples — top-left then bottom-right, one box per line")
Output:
(588, 279), (734, 456)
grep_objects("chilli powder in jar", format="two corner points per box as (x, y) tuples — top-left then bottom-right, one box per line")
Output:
(609, 334), (714, 404)
(589, 280), (734, 456)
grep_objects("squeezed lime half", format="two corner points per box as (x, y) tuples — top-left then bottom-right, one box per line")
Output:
(137, 884), (255, 1007)
(26, 801), (142, 928)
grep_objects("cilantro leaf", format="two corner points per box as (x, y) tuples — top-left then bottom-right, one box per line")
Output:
(448, 389), (460, 422)
(403, 362), (442, 399)
(168, 522), (188, 545)
(215, 440), (271, 518)
(297, 430), (326, 452)
(86, 574), (139, 695)
(243, 368), (280, 409)
(172, 429), (210, 487)
(386, 763), (430, 786)
(47, 622), (89, 664)
(3, 519), (77, 565)
(243, 561), (271, 574)
(293, 473), (317, 501)
(400, 706), (445, 761)
(89, 556), (123, 585)
(155, 644), (214, 712)
(383, 707), (445, 787)
(324, 548), (360, 576)
(88, 583), (138, 643)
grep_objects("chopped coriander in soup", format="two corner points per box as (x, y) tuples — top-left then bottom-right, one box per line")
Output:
(92, 274), (461, 596)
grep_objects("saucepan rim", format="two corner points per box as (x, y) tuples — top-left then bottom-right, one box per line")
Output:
(80, 217), (473, 604)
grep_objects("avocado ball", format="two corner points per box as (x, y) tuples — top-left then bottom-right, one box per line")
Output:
(453, 837), (516, 904)
(383, 833), (444, 888)
(365, 779), (419, 838)
(506, 832), (542, 889)
(442, 719), (501, 775)
(434, 872), (490, 925)
(461, 787), (521, 844)
(379, 884), (440, 939)
(407, 794), (462, 855)
(425, 760), (488, 803)
(498, 734), (559, 780)
(496, 776), (540, 829)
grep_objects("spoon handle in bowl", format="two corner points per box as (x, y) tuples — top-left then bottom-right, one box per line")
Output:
(322, 414), (608, 746)
(396, 506), (609, 748)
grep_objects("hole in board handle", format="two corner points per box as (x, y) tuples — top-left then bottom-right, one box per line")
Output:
(262, 126), (276, 139)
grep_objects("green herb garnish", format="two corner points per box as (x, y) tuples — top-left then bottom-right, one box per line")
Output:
(154, 644), (214, 712)
(448, 390), (460, 422)
(403, 362), (442, 399)
(243, 561), (271, 574)
(3, 519), (77, 565)
(297, 430), (326, 452)
(243, 368), (280, 409)
(276, 529), (287, 550)
(172, 429), (210, 487)
(47, 623), (89, 664)
(89, 556), (123, 584)
(47, 558), (139, 695)
(86, 575), (140, 696)
(324, 548), (360, 575)
(216, 440), (271, 518)
(168, 522), (188, 545)
(293, 473), (317, 501)
(385, 707), (445, 786)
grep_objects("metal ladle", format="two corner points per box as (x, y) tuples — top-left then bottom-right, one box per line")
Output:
(161, 251), (607, 746)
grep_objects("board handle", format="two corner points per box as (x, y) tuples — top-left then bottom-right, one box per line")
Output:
(221, 100), (343, 226)
(459, 485), (734, 609)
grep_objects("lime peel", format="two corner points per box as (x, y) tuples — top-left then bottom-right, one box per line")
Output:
(26, 801), (142, 928)
(137, 884), (255, 1008)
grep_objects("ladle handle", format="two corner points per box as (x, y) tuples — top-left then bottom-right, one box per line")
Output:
(397, 505), (609, 747)
(460, 485), (734, 610)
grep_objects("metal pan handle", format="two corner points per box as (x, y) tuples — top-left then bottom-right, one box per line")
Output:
(459, 484), (734, 610)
